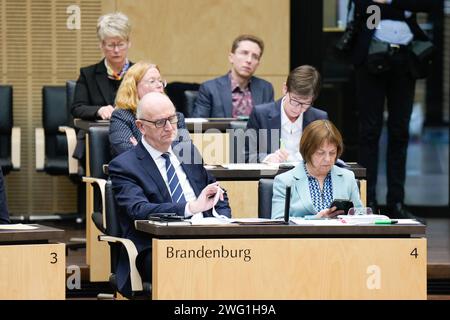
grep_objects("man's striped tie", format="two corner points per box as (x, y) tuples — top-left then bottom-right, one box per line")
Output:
(161, 153), (186, 203)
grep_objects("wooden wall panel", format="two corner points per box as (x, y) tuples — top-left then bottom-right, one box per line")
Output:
(117, 0), (290, 99)
(1, 0), (103, 215)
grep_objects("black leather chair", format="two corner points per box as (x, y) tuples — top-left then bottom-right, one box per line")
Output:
(183, 90), (199, 118)
(0, 85), (21, 174)
(100, 180), (151, 298)
(66, 80), (77, 127)
(258, 179), (274, 219)
(165, 82), (200, 117)
(229, 120), (248, 163)
(82, 126), (111, 234)
(83, 127), (150, 298)
(35, 86), (78, 176)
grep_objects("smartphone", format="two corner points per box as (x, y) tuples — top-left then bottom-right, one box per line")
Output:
(329, 199), (354, 214)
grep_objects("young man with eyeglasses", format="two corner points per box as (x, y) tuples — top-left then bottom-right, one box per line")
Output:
(192, 34), (274, 118)
(245, 65), (328, 163)
(108, 92), (231, 297)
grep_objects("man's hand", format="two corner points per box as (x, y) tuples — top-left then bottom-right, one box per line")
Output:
(188, 182), (224, 214)
(97, 105), (114, 120)
(130, 136), (138, 146)
(264, 149), (289, 163)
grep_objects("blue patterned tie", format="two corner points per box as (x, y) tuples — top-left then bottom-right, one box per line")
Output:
(161, 153), (186, 203)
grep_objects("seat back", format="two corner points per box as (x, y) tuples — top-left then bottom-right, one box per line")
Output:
(66, 80), (77, 127)
(165, 82), (200, 117)
(105, 179), (121, 275)
(88, 126), (111, 180)
(0, 85), (13, 173)
(88, 126), (111, 223)
(258, 179), (274, 218)
(42, 86), (70, 174)
(229, 120), (248, 163)
(183, 90), (199, 118)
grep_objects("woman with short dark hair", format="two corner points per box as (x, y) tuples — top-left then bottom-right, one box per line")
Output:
(271, 120), (362, 219)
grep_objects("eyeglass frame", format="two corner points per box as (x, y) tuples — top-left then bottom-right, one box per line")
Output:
(142, 78), (167, 88)
(138, 114), (178, 128)
(287, 92), (313, 109)
(102, 41), (128, 51)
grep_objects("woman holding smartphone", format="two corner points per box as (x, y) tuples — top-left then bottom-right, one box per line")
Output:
(271, 120), (362, 219)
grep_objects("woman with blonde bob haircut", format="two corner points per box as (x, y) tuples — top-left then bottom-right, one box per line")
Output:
(271, 119), (362, 219)
(109, 61), (185, 157)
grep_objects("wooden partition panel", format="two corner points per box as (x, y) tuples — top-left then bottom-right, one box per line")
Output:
(153, 238), (426, 300)
(0, 243), (66, 300)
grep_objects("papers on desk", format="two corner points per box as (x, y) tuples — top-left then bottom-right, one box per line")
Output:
(221, 163), (279, 170)
(0, 224), (38, 230)
(393, 219), (422, 225)
(185, 118), (208, 123)
(146, 220), (192, 226)
(337, 214), (390, 224)
(290, 218), (346, 226)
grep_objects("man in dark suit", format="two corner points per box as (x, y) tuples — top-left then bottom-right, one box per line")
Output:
(349, 0), (436, 218)
(192, 34), (274, 118)
(0, 167), (10, 224)
(71, 12), (133, 160)
(245, 65), (328, 163)
(109, 92), (231, 296)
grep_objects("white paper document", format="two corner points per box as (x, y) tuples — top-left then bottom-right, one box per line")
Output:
(0, 224), (39, 230)
(290, 218), (346, 226)
(221, 163), (279, 170)
(185, 118), (208, 123)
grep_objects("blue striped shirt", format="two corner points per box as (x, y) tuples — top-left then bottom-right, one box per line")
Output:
(304, 163), (334, 212)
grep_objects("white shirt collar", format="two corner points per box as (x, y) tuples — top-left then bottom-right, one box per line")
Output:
(141, 137), (173, 161)
(280, 96), (303, 130)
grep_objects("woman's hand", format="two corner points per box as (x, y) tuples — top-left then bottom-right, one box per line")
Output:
(315, 206), (344, 219)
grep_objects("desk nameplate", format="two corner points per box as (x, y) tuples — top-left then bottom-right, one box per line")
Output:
(153, 238), (426, 300)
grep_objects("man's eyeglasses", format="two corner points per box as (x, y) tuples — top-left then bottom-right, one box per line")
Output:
(139, 115), (178, 128)
(102, 41), (128, 51)
(142, 78), (167, 88)
(288, 93), (313, 109)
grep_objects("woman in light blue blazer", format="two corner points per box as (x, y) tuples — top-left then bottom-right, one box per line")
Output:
(272, 120), (362, 219)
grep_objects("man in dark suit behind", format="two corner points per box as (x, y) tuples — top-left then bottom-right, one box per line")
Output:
(109, 92), (231, 296)
(349, 0), (436, 218)
(245, 65), (328, 163)
(192, 34), (274, 118)
(0, 167), (10, 224)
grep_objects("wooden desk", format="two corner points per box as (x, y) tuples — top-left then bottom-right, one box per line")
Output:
(136, 222), (426, 300)
(73, 118), (367, 280)
(0, 225), (66, 299)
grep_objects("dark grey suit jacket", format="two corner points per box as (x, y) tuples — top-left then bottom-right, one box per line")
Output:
(192, 74), (274, 118)
(245, 99), (328, 163)
(0, 167), (10, 224)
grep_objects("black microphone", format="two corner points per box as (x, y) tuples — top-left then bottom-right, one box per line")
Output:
(284, 185), (291, 224)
